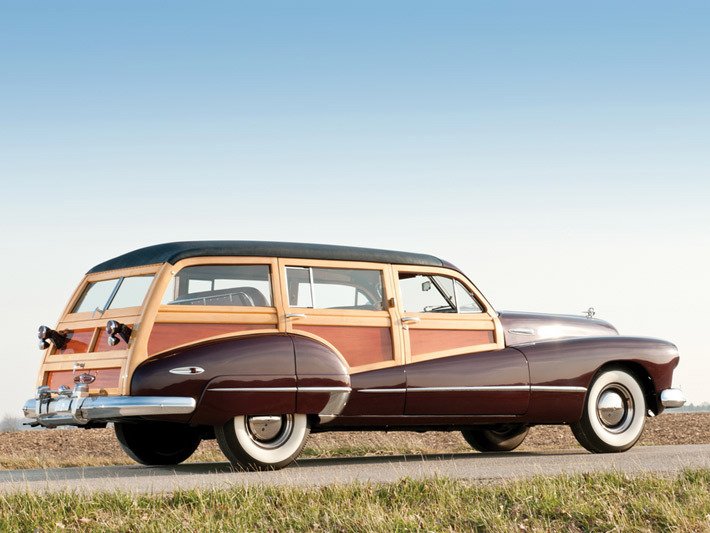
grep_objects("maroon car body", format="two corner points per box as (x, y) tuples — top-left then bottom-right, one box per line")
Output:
(24, 241), (685, 469)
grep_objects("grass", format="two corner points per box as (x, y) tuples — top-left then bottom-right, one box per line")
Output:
(1, 469), (709, 532)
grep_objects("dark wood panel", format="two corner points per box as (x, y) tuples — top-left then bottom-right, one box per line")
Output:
(295, 325), (393, 367)
(57, 329), (94, 355)
(47, 367), (121, 390)
(95, 325), (133, 352)
(147, 323), (274, 355)
(409, 329), (494, 357)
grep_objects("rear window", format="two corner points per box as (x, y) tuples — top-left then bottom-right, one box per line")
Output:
(72, 275), (154, 314)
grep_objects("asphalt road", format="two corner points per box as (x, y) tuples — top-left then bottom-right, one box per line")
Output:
(1, 444), (709, 493)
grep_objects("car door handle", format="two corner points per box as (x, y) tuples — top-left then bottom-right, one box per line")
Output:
(285, 313), (307, 320)
(401, 317), (420, 330)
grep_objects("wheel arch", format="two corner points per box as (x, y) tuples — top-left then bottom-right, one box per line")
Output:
(592, 360), (658, 415)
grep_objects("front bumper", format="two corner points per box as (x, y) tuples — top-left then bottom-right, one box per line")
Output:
(23, 386), (196, 427)
(660, 388), (686, 408)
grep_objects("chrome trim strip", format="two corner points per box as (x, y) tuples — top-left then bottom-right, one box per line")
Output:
(300, 387), (351, 393)
(531, 386), (587, 393)
(358, 388), (407, 393)
(408, 386), (530, 392)
(361, 385), (587, 393)
(508, 328), (536, 335)
(209, 387), (298, 393)
(207, 386), (352, 393)
(660, 388), (686, 408)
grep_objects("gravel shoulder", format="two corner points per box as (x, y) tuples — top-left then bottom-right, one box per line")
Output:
(1, 412), (707, 470)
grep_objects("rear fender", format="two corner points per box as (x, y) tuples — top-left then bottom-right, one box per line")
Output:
(131, 334), (297, 425)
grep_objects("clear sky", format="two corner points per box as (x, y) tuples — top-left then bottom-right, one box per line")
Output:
(1, 1), (708, 421)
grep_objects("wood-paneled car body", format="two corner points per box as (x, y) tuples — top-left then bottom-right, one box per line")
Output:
(24, 241), (685, 469)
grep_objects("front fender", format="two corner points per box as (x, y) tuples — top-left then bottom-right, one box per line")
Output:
(516, 336), (679, 422)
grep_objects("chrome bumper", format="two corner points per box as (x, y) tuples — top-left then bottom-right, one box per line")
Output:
(660, 388), (686, 409)
(23, 386), (196, 427)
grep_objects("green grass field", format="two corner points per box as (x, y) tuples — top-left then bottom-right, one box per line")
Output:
(2, 469), (709, 532)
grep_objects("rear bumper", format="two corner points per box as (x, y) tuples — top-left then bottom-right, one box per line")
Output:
(23, 391), (196, 428)
(660, 388), (686, 409)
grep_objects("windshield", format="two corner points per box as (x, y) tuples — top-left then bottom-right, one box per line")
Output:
(72, 275), (154, 314)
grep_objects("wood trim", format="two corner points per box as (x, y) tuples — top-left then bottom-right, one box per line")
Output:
(287, 331), (399, 374)
(409, 343), (502, 364)
(95, 325), (134, 352)
(409, 329), (495, 358)
(46, 367), (121, 390)
(85, 264), (162, 281)
(147, 323), (277, 355)
(294, 325), (394, 367)
(56, 329), (95, 355)
(154, 309), (279, 325)
(391, 264), (505, 363)
(42, 356), (128, 370)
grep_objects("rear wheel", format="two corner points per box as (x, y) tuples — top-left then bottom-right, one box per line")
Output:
(571, 368), (646, 453)
(114, 422), (202, 465)
(461, 424), (529, 452)
(215, 414), (309, 471)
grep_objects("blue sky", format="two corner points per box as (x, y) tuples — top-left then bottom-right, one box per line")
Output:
(1, 1), (708, 420)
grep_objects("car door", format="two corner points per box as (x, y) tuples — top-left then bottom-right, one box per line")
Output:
(395, 266), (530, 416)
(278, 259), (406, 416)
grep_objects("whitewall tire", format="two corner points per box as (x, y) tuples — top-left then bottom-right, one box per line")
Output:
(571, 368), (646, 453)
(215, 414), (309, 470)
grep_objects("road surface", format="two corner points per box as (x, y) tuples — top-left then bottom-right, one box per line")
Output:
(1, 444), (708, 493)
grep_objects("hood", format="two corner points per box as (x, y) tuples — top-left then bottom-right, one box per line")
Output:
(498, 311), (619, 347)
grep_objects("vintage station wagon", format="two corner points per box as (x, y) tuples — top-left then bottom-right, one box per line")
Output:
(24, 241), (685, 470)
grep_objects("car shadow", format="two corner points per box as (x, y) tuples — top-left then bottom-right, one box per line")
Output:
(4, 449), (589, 483)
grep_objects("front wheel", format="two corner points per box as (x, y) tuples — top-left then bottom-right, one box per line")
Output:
(215, 414), (310, 470)
(461, 424), (529, 452)
(571, 368), (646, 453)
(114, 422), (202, 465)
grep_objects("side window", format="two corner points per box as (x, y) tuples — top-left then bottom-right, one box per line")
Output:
(72, 275), (155, 313)
(286, 267), (384, 310)
(399, 273), (483, 314)
(162, 265), (273, 307)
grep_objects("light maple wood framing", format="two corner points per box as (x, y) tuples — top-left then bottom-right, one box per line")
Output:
(391, 264), (505, 364)
(276, 257), (403, 373)
(35, 265), (162, 390)
(36, 253), (509, 396)
(125, 257), (283, 393)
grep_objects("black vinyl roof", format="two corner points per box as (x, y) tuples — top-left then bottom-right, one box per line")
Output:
(87, 241), (445, 274)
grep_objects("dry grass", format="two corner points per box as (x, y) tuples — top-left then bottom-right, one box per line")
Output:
(1, 470), (709, 532)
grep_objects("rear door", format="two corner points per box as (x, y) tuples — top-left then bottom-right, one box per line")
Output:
(279, 259), (406, 415)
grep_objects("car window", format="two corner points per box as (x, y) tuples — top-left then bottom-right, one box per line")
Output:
(163, 264), (272, 307)
(399, 273), (483, 314)
(286, 267), (384, 310)
(72, 275), (155, 313)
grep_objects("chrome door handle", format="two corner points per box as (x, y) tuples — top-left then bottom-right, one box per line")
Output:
(285, 313), (307, 320)
(401, 317), (420, 329)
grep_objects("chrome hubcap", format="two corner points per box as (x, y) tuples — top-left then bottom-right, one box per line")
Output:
(596, 385), (634, 432)
(246, 415), (293, 448)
